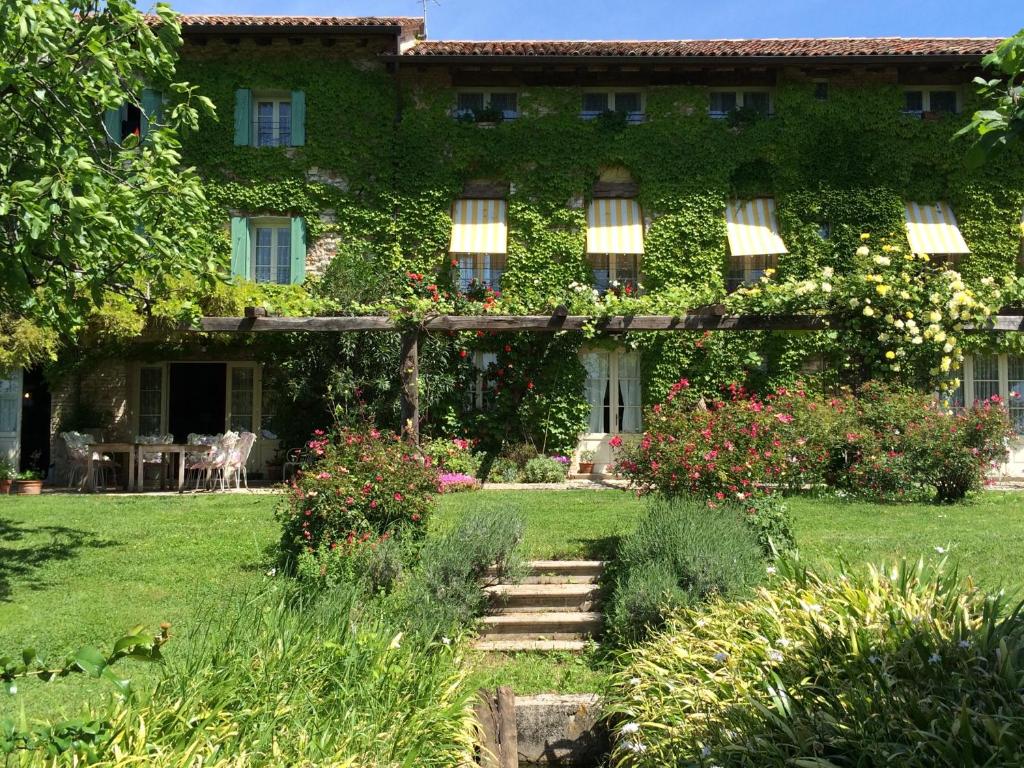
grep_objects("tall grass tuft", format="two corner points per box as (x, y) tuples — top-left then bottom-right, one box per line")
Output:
(93, 583), (476, 767)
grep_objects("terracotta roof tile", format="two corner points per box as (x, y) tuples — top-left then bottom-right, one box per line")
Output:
(178, 15), (423, 33)
(400, 38), (1000, 59)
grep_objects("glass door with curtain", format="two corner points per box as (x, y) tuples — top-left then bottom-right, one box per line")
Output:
(581, 349), (642, 434)
(226, 364), (257, 434)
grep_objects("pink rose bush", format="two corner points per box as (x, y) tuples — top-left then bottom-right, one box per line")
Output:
(277, 426), (438, 560)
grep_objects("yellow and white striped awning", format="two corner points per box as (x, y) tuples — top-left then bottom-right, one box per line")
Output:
(904, 201), (970, 255)
(449, 199), (507, 254)
(586, 199), (644, 254)
(725, 199), (788, 257)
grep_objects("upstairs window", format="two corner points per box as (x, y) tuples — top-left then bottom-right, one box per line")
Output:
(450, 199), (508, 292)
(724, 198), (788, 292)
(454, 91), (519, 121)
(902, 87), (959, 117)
(903, 201), (970, 266)
(586, 199), (644, 295)
(229, 216), (306, 285)
(234, 89), (306, 147)
(104, 88), (162, 144)
(581, 91), (645, 123)
(709, 89), (773, 119)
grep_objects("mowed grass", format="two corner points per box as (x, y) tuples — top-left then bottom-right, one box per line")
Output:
(1, 488), (1022, 719)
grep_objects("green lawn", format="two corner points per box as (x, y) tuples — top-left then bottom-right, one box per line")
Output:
(1, 489), (1022, 716)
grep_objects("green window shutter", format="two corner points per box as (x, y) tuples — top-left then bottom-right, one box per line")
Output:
(290, 90), (306, 146)
(290, 217), (307, 284)
(104, 106), (122, 143)
(234, 89), (252, 146)
(141, 89), (163, 141)
(230, 217), (251, 280)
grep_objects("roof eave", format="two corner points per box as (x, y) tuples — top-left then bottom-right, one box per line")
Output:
(384, 53), (986, 66)
(183, 23), (410, 36)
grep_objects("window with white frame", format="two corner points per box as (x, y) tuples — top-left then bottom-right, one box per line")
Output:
(582, 349), (642, 434)
(456, 253), (505, 292)
(588, 253), (640, 295)
(727, 253), (778, 293)
(138, 366), (164, 436)
(0, 370), (20, 436)
(252, 218), (292, 285)
(229, 365), (255, 433)
(963, 354), (1024, 434)
(254, 94), (292, 147)
(468, 351), (498, 410)
(454, 91), (519, 120)
(709, 89), (773, 119)
(902, 87), (959, 116)
(581, 91), (645, 123)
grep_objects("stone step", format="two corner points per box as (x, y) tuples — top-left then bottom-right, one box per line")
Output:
(486, 560), (606, 585)
(471, 638), (589, 652)
(479, 611), (603, 637)
(485, 582), (601, 613)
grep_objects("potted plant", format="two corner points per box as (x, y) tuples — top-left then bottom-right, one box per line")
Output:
(473, 105), (505, 127)
(577, 450), (596, 476)
(14, 469), (44, 495)
(0, 458), (14, 494)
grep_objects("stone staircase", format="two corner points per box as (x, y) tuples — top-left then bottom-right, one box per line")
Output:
(473, 560), (605, 652)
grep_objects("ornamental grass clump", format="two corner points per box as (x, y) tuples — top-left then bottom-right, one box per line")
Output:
(276, 426), (438, 562)
(606, 558), (1024, 768)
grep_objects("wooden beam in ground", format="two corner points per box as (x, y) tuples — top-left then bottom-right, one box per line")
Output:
(496, 686), (519, 768)
(197, 313), (1024, 334)
(399, 331), (419, 445)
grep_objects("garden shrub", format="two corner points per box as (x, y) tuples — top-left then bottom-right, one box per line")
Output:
(437, 472), (481, 493)
(401, 509), (527, 631)
(295, 534), (406, 595)
(276, 426), (438, 562)
(485, 456), (520, 483)
(96, 583), (475, 767)
(607, 498), (766, 643)
(606, 558), (1024, 767)
(521, 456), (569, 483)
(421, 436), (481, 477)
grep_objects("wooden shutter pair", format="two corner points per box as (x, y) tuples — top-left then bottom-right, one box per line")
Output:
(104, 88), (163, 144)
(233, 89), (306, 146)
(230, 217), (307, 285)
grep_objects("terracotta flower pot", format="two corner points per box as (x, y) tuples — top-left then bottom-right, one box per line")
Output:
(0, 479), (11, 495)
(578, 462), (594, 475)
(14, 479), (43, 495)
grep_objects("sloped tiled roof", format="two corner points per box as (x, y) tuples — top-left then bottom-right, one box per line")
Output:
(178, 15), (423, 33)
(400, 37), (1000, 59)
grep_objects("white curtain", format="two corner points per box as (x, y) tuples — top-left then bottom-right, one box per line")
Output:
(618, 351), (642, 433)
(582, 351), (609, 433)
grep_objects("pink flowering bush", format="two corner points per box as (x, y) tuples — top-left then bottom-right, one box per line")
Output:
(437, 472), (481, 493)
(276, 426), (438, 561)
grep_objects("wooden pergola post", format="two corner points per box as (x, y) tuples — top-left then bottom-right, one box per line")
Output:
(399, 330), (420, 444)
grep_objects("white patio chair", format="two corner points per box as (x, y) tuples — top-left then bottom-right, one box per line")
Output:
(191, 432), (240, 490)
(61, 432), (118, 490)
(224, 431), (257, 490)
(185, 433), (218, 489)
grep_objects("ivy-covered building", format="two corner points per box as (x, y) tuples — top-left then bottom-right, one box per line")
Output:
(18, 15), (1024, 480)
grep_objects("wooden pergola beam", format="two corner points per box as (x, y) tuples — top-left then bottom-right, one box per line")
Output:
(198, 313), (1024, 334)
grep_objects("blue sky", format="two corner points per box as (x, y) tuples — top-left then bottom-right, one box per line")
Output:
(167, 0), (1022, 39)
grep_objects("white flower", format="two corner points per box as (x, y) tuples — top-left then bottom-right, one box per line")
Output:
(776, 637), (791, 648)
(934, 546), (947, 554)
(713, 652), (729, 663)
(766, 565), (777, 575)
(622, 739), (647, 753)
(856, 245), (870, 257)
(767, 649), (784, 663)
(821, 281), (832, 293)
(929, 653), (942, 664)
(629, 677), (641, 686)
(804, 602), (823, 614)
(442, 636), (451, 646)
(621, 722), (640, 735)
(702, 745), (712, 757)
(868, 654), (881, 664)
(265, 567), (277, 577)
(873, 255), (891, 267)
(863, 306), (875, 317)
(822, 266), (835, 279)
(958, 639), (972, 649)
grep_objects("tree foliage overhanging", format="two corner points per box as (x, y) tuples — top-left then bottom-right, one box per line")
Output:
(0, 0), (216, 370)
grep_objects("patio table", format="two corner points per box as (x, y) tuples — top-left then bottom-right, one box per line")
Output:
(135, 443), (212, 491)
(85, 442), (136, 492)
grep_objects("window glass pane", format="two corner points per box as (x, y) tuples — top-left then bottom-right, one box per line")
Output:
(582, 93), (608, 114)
(257, 102), (275, 146)
(929, 90), (957, 114)
(588, 254), (610, 294)
(709, 91), (737, 115)
(457, 92), (484, 114)
(613, 254), (639, 291)
(904, 91), (924, 113)
(582, 351), (610, 433)
(973, 354), (1000, 403)
(275, 227), (291, 284)
(1009, 356), (1024, 434)
(230, 367), (255, 433)
(615, 92), (641, 114)
(618, 351), (642, 433)
(254, 228), (272, 283)
(139, 367), (162, 436)
(814, 82), (829, 101)
(260, 380), (275, 434)
(277, 101), (291, 145)
(488, 93), (517, 116)
(484, 253), (506, 291)
(0, 399), (16, 434)
(743, 91), (770, 115)
(458, 254), (477, 291)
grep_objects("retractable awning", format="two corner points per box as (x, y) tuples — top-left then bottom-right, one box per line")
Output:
(586, 199), (644, 254)
(904, 201), (970, 255)
(725, 198), (788, 257)
(449, 199), (508, 254)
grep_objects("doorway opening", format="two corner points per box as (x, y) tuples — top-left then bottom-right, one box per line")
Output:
(20, 367), (51, 474)
(168, 363), (227, 443)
